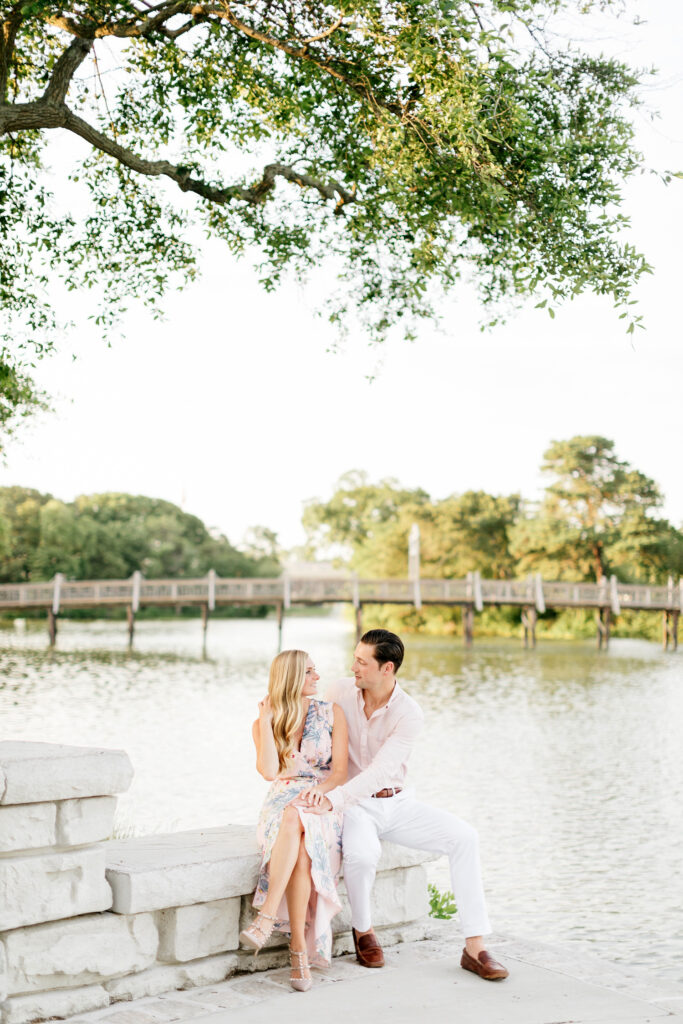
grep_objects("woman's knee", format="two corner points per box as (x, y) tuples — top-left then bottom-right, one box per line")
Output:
(281, 804), (304, 834)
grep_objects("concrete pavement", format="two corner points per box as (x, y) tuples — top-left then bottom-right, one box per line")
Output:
(67, 922), (683, 1024)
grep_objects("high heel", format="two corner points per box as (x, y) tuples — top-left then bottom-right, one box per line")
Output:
(289, 947), (312, 992)
(239, 911), (277, 954)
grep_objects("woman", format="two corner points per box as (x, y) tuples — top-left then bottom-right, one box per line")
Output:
(239, 649), (348, 992)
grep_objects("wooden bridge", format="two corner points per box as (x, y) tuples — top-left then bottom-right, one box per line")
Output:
(0, 571), (680, 652)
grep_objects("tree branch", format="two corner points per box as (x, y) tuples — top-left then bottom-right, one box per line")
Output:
(0, 100), (357, 212)
(42, 36), (93, 105)
(1, 6), (23, 103)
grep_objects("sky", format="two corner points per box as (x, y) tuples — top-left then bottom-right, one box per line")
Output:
(3, 1), (683, 554)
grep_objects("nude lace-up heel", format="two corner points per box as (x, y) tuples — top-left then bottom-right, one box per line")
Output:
(238, 911), (277, 955)
(289, 947), (312, 992)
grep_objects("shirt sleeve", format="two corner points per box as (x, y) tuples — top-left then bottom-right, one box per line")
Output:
(326, 707), (424, 812)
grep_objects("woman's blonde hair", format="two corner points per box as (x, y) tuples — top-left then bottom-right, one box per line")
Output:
(268, 649), (309, 773)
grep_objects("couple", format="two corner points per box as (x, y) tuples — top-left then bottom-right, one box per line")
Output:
(239, 628), (508, 991)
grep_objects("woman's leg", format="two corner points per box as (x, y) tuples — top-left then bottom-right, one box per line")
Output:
(286, 835), (312, 954)
(259, 804), (305, 918)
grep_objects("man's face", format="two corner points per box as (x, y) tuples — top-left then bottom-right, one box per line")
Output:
(351, 642), (389, 689)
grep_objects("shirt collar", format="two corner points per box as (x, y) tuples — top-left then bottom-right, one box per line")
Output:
(356, 680), (401, 715)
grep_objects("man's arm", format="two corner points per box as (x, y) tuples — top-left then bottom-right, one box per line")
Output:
(325, 711), (422, 811)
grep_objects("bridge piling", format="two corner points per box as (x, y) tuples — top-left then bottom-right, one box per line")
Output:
(126, 606), (135, 649)
(463, 604), (474, 648)
(597, 608), (611, 650)
(662, 610), (679, 652)
(47, 608), (57, 647)
(276, 601), (284, 651)
(201, 603), (209, 657)
(522, 606), (537, 649)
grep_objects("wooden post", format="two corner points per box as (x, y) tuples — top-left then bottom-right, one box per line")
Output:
(47, 607), (57, 647)
(463, 604), (474, 648)
(662, 610), (679, 652)
(48, 572), (63, 648)
(277, 601), (284, 651)
(355, 603), (363, 643)
(126, 605), (135, 649)
(522, 606), (537, 649)
(596, 607), (611, 650)
(201, 602), (209, 657)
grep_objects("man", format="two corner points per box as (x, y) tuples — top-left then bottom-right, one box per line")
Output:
(296, 628), (508, 981)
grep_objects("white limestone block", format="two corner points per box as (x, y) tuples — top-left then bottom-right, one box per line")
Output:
(106, 827), (260, 914)
(57, 796), (117, 846)
(0, 846), (112, 931)
(157, 898), (241, 962)
(333, 864), (429, 933)
(1, 984), (109, 1024)
(0, 742), (133, 806)
(5, 912), (159, 994)
(104, 954), (238, 1002)
(0, 803), (56, 853)
(1, 939), (7, 1002)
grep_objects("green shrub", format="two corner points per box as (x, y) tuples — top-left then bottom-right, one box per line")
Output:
(428, 883), (457, 919)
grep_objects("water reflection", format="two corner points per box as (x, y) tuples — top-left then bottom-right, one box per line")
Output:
(1, 617), (681, 982)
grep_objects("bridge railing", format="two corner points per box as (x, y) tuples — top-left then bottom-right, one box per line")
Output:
(0, 575), (681, 611)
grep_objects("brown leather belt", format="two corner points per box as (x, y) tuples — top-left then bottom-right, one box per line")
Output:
(371, 787), (402, 799)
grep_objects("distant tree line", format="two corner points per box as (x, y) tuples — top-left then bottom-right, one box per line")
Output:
(0, 490), (280, 617)
(303, 437), (683, 638)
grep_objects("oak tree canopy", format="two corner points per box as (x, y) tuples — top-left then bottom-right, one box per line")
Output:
(1, 0), (651, 438)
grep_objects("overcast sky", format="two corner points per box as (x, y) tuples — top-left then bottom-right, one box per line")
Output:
(3, 1), (683, 553)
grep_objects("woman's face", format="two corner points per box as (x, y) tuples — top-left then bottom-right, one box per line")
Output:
(301, 657), (320, 697)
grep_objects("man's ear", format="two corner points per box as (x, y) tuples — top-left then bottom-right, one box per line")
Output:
(382, 661), (395, 676)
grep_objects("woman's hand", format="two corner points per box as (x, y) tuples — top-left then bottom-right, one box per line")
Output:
(296, 784), (325, 807)
(257, 695), (273, 724)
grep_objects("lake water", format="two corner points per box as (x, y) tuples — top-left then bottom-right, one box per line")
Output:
(2, 613), (682, 982)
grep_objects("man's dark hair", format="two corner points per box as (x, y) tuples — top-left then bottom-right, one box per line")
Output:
(360, 629), (405, 674)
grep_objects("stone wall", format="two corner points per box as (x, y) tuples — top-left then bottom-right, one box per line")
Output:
(0, 743), (434, 1024)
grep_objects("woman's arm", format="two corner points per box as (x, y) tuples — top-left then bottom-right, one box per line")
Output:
(253, 696), (280, 781)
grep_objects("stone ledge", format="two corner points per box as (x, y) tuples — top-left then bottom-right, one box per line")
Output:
(105, 826), (437, 916)
(0, 744), (133, 807)
(105, 827), (260, 915)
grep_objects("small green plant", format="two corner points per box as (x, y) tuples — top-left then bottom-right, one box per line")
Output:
(428, 883), (457, 919)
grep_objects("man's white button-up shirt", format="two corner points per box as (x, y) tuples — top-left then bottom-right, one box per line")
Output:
(325, 677), (424, 812)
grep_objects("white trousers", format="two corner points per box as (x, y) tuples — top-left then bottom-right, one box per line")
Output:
(342, 790), (491, 938)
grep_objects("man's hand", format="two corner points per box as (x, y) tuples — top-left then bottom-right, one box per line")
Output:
(293, 787), (333, 814)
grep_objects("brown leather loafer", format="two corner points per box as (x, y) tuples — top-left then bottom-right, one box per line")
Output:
(352, 927), (385, 968)
(461, 948), (509, 980)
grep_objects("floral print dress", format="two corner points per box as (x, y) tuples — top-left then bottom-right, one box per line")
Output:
(253, 698), (343, 966)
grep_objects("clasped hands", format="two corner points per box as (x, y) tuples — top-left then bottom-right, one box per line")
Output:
(293, 785), (333, 814)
